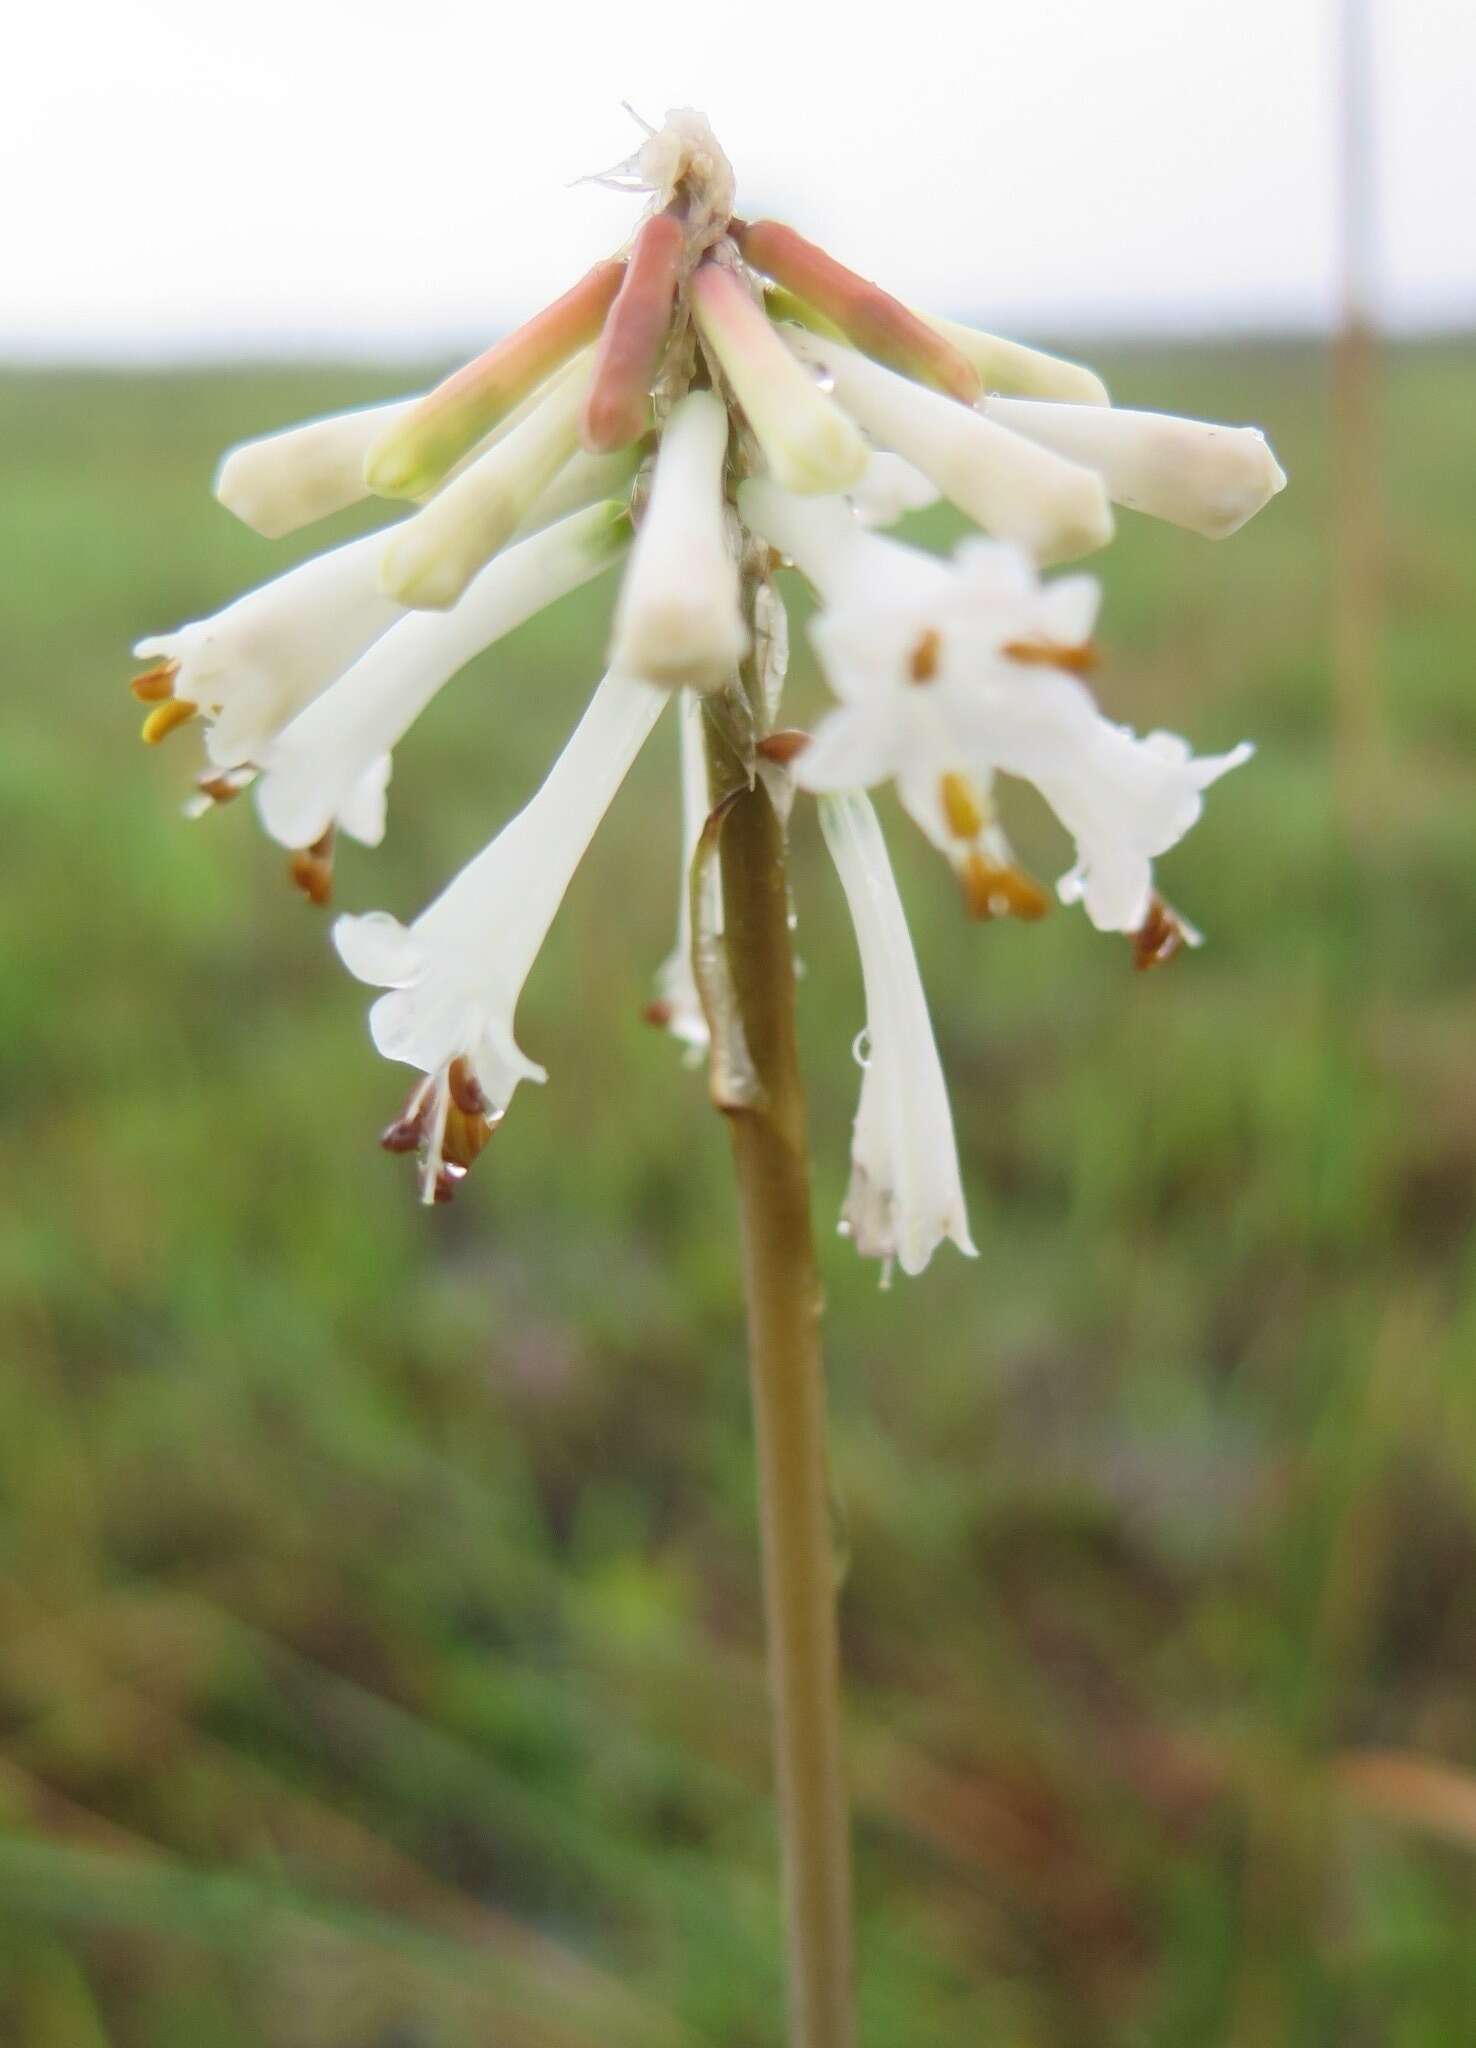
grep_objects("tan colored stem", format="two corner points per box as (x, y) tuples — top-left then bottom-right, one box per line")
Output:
(711, 659), (855, 2048)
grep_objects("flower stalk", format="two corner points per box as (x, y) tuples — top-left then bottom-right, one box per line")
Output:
(708, 606), (855, 2048)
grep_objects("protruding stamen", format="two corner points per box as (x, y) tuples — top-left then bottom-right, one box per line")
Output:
(365, 260), (626, 501)
(690, 261), (867, 496)
(756, 729), (811, 765)
(183, 767), (257, 818)
(447, 1055), (488, 1117)
(582, 213), (684, 453)
(1131, 894), (1198, 970)
(140, 696), (198, 745)
(739, 219), (980, 403)
(289, 829), (335, 907)
(962, 850), (1051, 922)
(1003, 636), (1099, 675)
(130, 659), (180, 703)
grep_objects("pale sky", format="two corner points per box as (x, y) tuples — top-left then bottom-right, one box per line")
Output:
(7, 0), (1472, 358)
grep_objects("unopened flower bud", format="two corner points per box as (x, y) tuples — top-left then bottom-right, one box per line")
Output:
(379, 358), (594, 610)
(582, 212), (684, 453)
(917, 313), (1111, 407)
(690, 262), (867, 496)
(609, 389), (747, 691)
(738, 219), (980, 403)
(365, 260), (625, 501)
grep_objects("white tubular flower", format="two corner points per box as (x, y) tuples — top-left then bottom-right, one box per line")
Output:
(782, 325), (1113, 565)
(691, 261), (868, 495)
(819, 790), (975, 1281)
(917, 312), (1111, 407)
(379, 356), (593, 612)
(334, 669), (667, 1200)
(215, 397), (419, 539)
(609, 389), (748, 691)
(649, 690), (716, 1056)
(983, 396), (1287, 539)
(848, 450), (941, 529)
(256, 499), (631, 854)
(515, 443), (642, 537)
(740, 477), (1248, 934)
(133, 529), (404, 770)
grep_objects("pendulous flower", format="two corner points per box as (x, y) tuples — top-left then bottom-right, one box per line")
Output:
(820, 789), (976, 1280)
(334, 668), (667, 1201)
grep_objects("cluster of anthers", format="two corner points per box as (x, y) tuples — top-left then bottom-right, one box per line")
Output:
(131, 109), (1284, 1276)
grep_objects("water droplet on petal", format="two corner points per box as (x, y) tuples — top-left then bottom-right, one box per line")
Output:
(851, 1029), (871, 1068)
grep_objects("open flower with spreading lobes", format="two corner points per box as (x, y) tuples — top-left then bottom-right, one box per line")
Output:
(129, 108), (1284, 1274)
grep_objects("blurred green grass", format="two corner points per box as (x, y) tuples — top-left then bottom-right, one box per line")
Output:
(1, 339), (1474, 2046)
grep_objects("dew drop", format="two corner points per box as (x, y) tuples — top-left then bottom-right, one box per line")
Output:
(851, 1029), (871, 1069)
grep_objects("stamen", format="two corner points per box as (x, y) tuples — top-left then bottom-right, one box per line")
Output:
(642, 998), (675, 1029)
(1003, 637), (1099, 675)
(140, 696), (198, 744)
(939, 771), (986, 841)
(289, 828), (335, 907)
(908, 629), (942, 683)
(380, 1074), (434, 1153)
(962, 850), (1051, 922)
(447, 1055), (488, 1117)
(130, 659), (180, 703)
(1131, 894), (1190, 971)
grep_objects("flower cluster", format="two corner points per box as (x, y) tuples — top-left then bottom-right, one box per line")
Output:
(131, 109), (1283, 1267)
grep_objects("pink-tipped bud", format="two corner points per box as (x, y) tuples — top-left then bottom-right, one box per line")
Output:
(582, 213), (684, 454)
(738, 219), (981, 406)
(365, 259), (626, 500)
(690, 261), (867, 496)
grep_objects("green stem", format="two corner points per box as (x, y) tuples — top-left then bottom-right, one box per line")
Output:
(712, 668), (856, 2048)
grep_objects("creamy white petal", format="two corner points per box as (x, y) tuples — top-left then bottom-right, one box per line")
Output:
(819, 790), (975, 1279)
(651, 689), (715, 1056)
(134, 529), (403, 770)
(214, 398), (419, 539)
(944, 673), (1254, 931)
(334, 669), (667, 1121)
(983, 397), (1287, 539)
(609, 389), (748, 691)
(379, 356), (594, 611)
(782, 327), (1114, 564)
(848, 450), (942, 528)
(737, 475), (949, 615)
(514, 443), (641, 536)
(256, 500), (629, 850)
(916, 313), (1110, 406)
